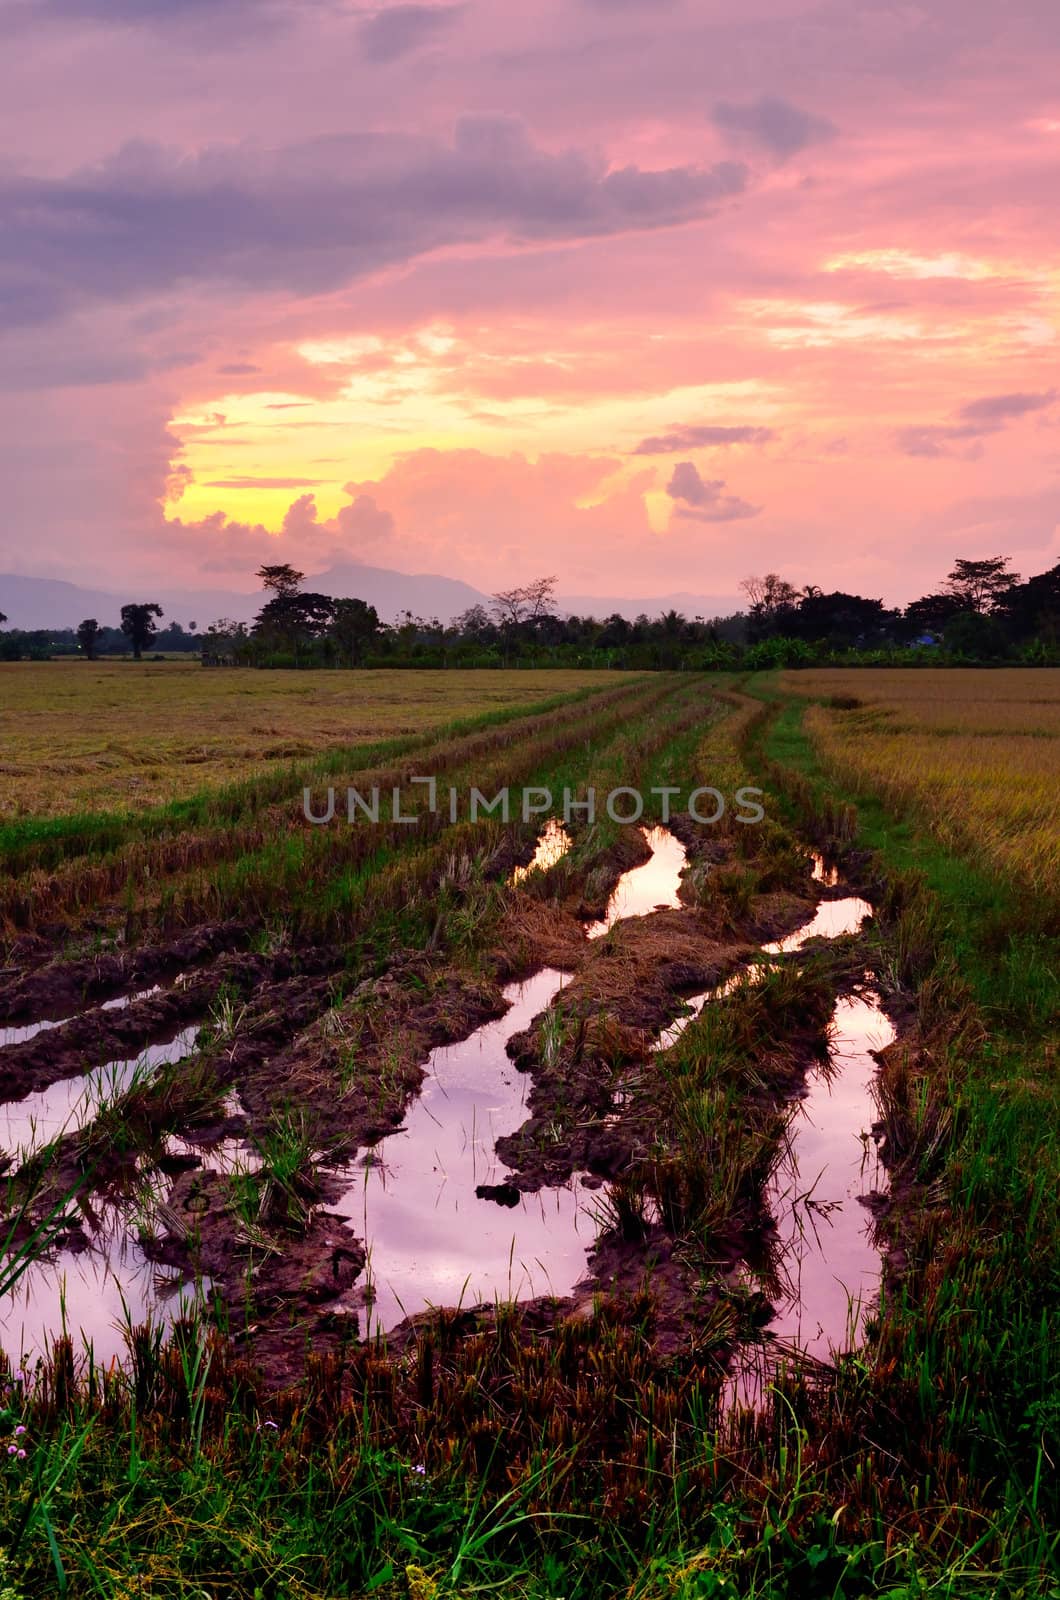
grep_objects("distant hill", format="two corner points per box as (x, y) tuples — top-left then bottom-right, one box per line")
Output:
(1, 568), (743, 631)
(0, 567), (491, 631)
(312, 562), (490, 623)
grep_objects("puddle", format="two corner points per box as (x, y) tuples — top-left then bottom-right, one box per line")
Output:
(1, 1207), (209, 1369)
(165, 1090), (260, 1175)
(334, 968), (598, 1334)
(760, 989), (895, 1358)
(586, 826), (687, 938)
(655, 993), (713, 1051)
(651, 884), (893, 1385)
(726, 988), (896, 1408)
(0, 1010), (212, 1364)
(101, 984), (164, 1012)
(762, 895), (872, 955)
(688, 896), (873, 1010)
(510, 819), (572, 885)
(1, 1024), (201, 1162)
(0, 859), (883, 1372)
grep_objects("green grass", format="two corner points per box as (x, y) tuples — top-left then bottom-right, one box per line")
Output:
(740, 676), (1060, 1528)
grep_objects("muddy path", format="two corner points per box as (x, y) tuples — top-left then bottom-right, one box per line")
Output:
(0, 919), (253, 1025)
(5, 840), (867, 1380)
(0, 943), (348, 1105)
(1, 695), (906, 1395)
(222, 834), (889, 1380)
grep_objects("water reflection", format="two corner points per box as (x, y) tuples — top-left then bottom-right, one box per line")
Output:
(810, 851), (840, 888)
(760, 989), (895, 1357)
(1, 1024), (201, 1160)
(1, 983), (172, 1051)
(651, 888), (893, 1379)
(762, 895), (872, 956)
(334, 968), (597, 1333)
(586, 826), (687, 938)
(509, 819), (572, 885)
(1, 1198), (208, 1367)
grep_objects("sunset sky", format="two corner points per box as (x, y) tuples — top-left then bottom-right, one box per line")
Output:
(2, 0), (1058, 608)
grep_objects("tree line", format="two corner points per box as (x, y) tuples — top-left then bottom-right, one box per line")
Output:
(0, 608), (201, 662)
(1, 554), (1058, 668)
(194, 555), (1060, 669)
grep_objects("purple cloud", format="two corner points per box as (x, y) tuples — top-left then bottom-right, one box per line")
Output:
(666, 461), (760, 521)
(958, 390), (1057, 424)
(634, 424), (775, 454)
(896, 390), (1056, 457)
(0, 122), (749, 330)
(358, 5), (463, 63)
(712, 96), (837, 160)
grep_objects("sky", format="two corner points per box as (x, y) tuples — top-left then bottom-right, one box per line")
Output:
(1, 0), (1058, 609)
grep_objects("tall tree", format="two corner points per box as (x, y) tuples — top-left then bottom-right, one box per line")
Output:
(943, 556), (1018, 613)
(453, 604), (495, 641)
(739, 572), (799, 639)
(202, 618), (248, 659)
(789, 591), (900, 647)
(120, 602), (163, 660)
(76, 618), (100, 660)
(256, 563), (305, 598)
(253, 591), (335, 658)
(330, 597), (380, 666)
(490, 576), (558, 627)
(994, 560), (1060, 641)
(903, 592), (964, 635)
(739, 573), (798, 616)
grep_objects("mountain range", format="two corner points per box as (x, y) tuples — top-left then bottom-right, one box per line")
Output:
(0, 564), (742, 631)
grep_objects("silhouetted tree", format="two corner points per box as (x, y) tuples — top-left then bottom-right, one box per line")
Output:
(740, 573), (799, 638)
(903, 592), (964, 636)
(943, 610), (1009, 659)
(789, 591), (900, 648)
(253, 591), (335, 660)
(597, 613), (632, 649)
(331, 597), (380, 666)
(453, 604), (496, 642)
(943, 555), (1018, 613)
(76, 618), (100, 660)
(202, 618), (248, 664)
(491, 576), (558, 627)
(739, 573), (798, 615)
(120, 602), (163, 660)
(995, 561), (1060, 642)
(256, 563), (305, 598)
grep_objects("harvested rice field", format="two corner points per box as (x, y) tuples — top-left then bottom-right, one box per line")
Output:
(0, 668), (1057, 1598)
(0, 662), (628, 817)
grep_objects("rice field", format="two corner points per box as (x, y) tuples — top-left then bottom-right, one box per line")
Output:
(778, 667), (1060, 899)
(0, 666), (1057, 1596)
(0, 661), (627, 817)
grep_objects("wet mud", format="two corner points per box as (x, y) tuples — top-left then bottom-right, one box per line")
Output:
(2, 819), (905, 1397)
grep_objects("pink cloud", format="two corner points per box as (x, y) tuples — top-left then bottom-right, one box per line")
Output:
(1, 0), (1058, 606)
